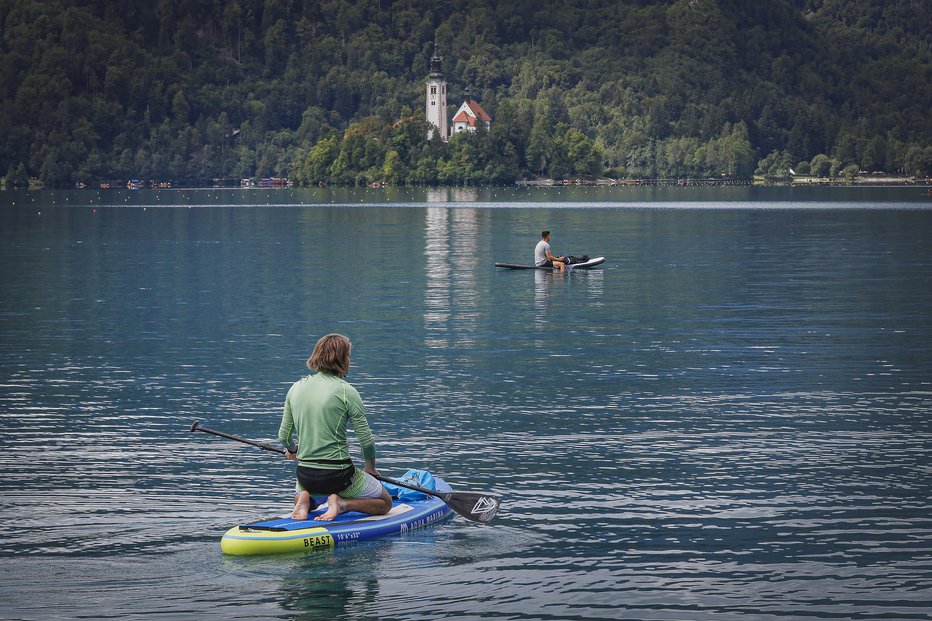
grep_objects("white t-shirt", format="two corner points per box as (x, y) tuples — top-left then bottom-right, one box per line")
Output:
(535, 239), (550, 266)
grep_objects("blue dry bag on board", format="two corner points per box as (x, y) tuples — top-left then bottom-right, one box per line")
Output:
(381, 469), (437, 500)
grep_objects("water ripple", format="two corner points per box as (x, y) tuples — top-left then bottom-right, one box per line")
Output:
(2, 199), (931, 620)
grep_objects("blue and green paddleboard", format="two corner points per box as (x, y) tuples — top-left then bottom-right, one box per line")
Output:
(188, 425), (499, 555)
(220, 477), (453, 555)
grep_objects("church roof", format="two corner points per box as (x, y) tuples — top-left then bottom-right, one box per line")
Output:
(466, 99), (491, 121)
(452, 110), (473, 125)
(452, 100), (492, 124)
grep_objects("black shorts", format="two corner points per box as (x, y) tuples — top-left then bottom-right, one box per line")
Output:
(296, 464), (356, 495)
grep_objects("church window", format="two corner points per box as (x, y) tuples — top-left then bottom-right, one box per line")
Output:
(431, 86), (436, 94)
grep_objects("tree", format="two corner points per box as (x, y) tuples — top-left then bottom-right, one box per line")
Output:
(526, 114), (552, 176)
(5, 162), (28, 187)
(810, 154), (834, 177)
(328, 149), (352, 185)
(903, 146), (932, 178)
(172, 90), (190, 125)
(756, 150), (794, 177)
(563, 128), (601, 177)
(829, 158), (846, 179)
(382, 149), (403, 183)
(860, 135), (886, 172)
(295, 135), (339, 185)
(719, 122), (756, 178)
(0, 0), (929, 186)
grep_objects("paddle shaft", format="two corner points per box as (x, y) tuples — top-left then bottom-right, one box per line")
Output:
(190, 421), (287, 455)
(191, 424), (437, 495)
(190, 421), (500, 523)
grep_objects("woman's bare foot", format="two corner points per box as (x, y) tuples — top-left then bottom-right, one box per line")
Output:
(292, 491), (311, 520)
(314, 493), (346, 521)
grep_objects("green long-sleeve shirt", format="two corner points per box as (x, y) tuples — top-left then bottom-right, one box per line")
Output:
(278, 372), (376, 469)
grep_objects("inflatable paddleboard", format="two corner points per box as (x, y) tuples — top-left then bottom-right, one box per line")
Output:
(495, 256), (605, 270)
(220, 477), (453, 555)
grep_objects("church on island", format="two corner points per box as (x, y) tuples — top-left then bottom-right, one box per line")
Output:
(425, 44), (491, 141)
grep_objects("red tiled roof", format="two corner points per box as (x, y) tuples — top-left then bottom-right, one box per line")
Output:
(452, 100), (492, 126)
(465, 100), (491, 122)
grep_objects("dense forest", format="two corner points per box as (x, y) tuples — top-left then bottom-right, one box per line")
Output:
(1, 0), (930, 187)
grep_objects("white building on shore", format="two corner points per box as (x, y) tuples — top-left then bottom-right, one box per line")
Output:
(451, 88), (492, 135)
(426, 45), (491, 141)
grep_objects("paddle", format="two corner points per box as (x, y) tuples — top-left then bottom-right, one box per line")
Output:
(190, 421), (292, 454)
(374, 474), (500, 524)
(189, 421), (501, 524)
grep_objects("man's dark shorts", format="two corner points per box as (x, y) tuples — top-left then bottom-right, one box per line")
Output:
(296, 464), (356, 495)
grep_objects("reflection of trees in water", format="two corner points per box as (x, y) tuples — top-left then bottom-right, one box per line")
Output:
(425, 187), (493, 203)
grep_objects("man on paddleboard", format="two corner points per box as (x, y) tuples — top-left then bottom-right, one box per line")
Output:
(535, 230), (566, 271)
(279, 333), (392, 522)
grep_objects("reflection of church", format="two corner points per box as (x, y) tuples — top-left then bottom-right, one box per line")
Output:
(425, 44), (491, 141)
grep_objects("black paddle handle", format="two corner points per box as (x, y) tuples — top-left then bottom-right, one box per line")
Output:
(190, 421), (288, 455)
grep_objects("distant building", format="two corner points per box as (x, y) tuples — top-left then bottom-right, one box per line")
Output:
(425, 43), (448, 141)
(451, 88), (492, 135)
(425, 43), (492, 140)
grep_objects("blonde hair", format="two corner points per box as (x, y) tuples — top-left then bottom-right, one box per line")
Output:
(306, 333), (352, 377)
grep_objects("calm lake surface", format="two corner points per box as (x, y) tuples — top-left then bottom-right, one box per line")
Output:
(1, 186), (931, 620)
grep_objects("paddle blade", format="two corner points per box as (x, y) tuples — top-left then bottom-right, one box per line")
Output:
(444, 491), (501, 524)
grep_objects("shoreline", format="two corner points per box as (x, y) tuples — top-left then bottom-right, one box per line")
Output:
(2, 177), (930, 193)
(516, 175), (928, 188)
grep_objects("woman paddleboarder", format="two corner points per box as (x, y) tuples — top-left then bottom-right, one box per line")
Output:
(279, 333), (392, 521)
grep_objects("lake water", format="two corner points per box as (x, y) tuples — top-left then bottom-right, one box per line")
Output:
(1, 186), (931, 620)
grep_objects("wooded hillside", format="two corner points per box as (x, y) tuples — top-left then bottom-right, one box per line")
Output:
(1, 0), (930, 187)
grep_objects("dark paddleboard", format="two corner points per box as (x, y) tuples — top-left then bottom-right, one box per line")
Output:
(495, 256), (605, 270)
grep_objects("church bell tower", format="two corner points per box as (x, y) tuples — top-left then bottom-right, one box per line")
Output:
(426, 42), (448, 141)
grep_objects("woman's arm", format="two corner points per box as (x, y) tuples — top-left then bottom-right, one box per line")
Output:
(278, 386), (296, 454)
